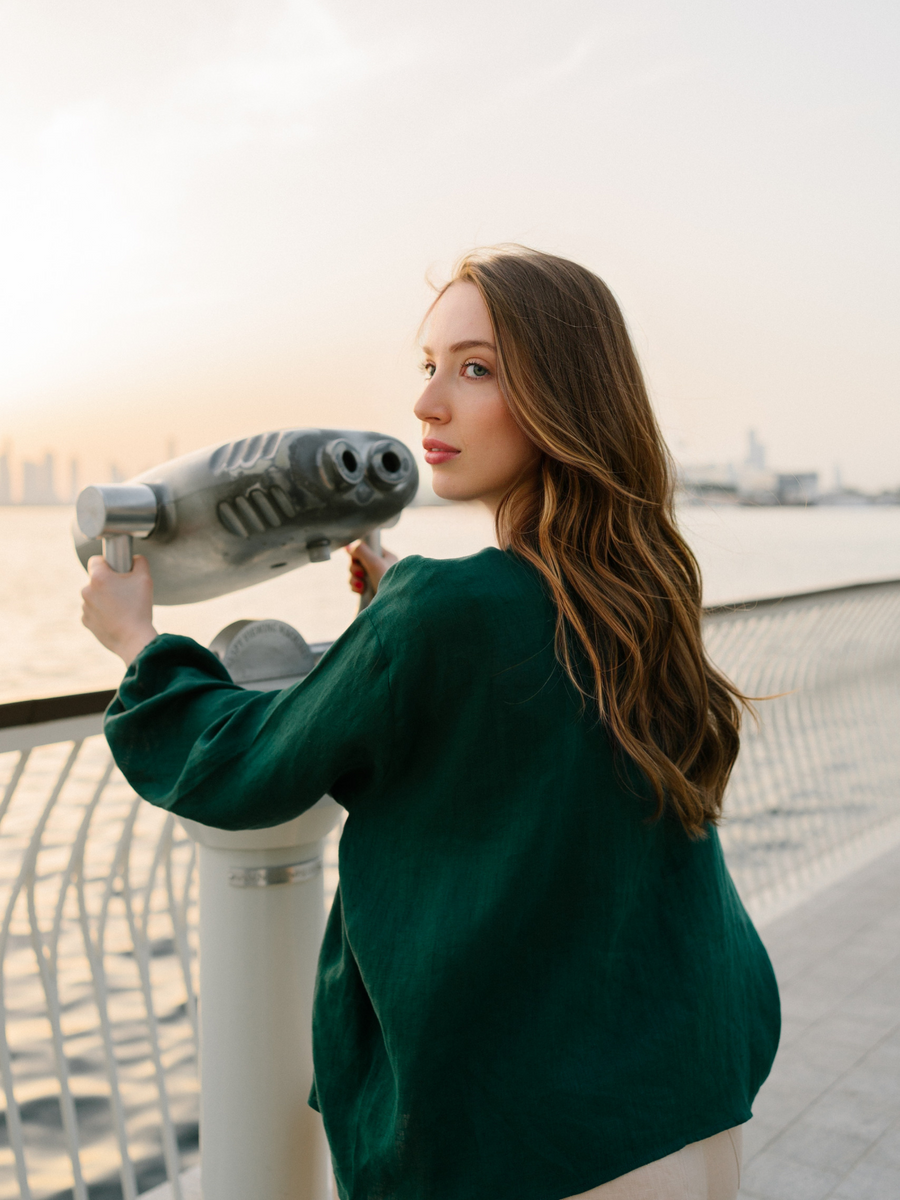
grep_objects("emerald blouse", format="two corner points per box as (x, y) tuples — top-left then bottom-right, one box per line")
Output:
(105, 548), (780, 1200)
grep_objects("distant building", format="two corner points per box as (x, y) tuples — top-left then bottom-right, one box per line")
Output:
(678, 462), (738, 503)
(736, 430), (779, 503)
(68, 458), (80, 504)
(746, 428), (766, 471)
(776, 473), (819, 506)
(737, 472), (780, 505)
(678, 430), (819, 506)
(817, 463), (878, 504)
(21, 453), (59, 505)
(0, 452), (11, 505)
(818, 488), (872, 507)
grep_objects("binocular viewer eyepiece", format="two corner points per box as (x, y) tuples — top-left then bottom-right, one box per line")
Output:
(74, 428), (418, 605)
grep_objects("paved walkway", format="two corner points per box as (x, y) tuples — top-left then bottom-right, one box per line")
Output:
(740, 841), (900, 1199)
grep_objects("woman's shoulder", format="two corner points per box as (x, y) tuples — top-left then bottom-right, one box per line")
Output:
(366, 547), (547, 644)
(380, 546), (541, 603)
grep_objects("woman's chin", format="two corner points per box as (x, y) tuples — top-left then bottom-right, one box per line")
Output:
(430, 473), (482, 504)
(432, 470), (468, 504)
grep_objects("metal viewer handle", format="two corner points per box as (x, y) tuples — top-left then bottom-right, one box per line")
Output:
(103, 534), (134, 573)
(76, 483), (158, 574)
(357, 529), (381, 613)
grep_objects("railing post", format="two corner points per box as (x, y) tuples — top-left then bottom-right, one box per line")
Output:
(180, 799), (343, 1200)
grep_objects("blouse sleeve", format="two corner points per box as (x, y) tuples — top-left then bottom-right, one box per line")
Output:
(103, 606), (395, 831)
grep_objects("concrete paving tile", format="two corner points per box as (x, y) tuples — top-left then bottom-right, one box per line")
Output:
(842, 965), (900, 1004)
(787, 1028), (871, 1076)
(740, 1148), (842, 1200)
(770, 916), (834, 950)
(765, 886), (873, 940)
(840, 1045), (900, 1103)
(764, 1115), (871, 1173)
(804, 898), (880, 932)
(799, 957), (887, 1005)
(863, 1121), (900, 1168)
(750, 1074), (830, 1131)
(851, 923), (900, 957)
(841, 993), (900, 1027)
(822, 941), (895, 979)
(775, 1013), (814, 1048)
(750, 1087), (813, 1132)
(765, 937), (828, 973)
(803, 1085), (897, 1142)
(766, 938), (850, 984)
(854, 938), (900, 967)
(884, 1020), (900, 1044)
(765, 1048), (844, 1098)
(859, 988), (900, 1027)
(856, 969), (900, 1010)
(742, 1117), (783, 1161)
(797, 911), (886, 951)
(811, 1012), (900, 1051)
(738, 846), (900, 1198)
(830, 1159), (900, 1200)
(873, 920), (900, 947)
(763, 930), (820, 962)
(842, 1071), (900, 1107)
(776, 980), (839, 1024)
(777, 988), (835, 1027)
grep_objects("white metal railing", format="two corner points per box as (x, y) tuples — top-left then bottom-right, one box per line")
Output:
(0, 577), (898, 1197)
(0, 716), (199, 1200)
(0, 711), (342, 1200)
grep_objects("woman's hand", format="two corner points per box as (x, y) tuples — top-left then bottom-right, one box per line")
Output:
(346, 541), (398, 597)
(81, 555), (158, 666)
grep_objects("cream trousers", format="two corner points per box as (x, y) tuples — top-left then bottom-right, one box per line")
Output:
(562, 1127), (742, 1200)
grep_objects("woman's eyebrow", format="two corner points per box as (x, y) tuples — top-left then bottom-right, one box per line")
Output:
(420, 339), (496, 355)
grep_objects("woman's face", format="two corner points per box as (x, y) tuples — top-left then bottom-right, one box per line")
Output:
(414, 281), (540, 511)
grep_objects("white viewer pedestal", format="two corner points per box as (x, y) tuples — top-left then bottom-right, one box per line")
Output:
(178, 796), (343, 1200)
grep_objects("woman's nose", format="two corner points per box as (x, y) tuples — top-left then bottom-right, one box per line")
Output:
(413, 380), (450, 425)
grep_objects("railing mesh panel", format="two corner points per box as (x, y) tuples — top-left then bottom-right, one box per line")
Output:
(0, 737), (198, 1200)
(705, 582), (900, 909)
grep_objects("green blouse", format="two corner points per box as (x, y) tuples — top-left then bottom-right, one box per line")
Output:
(105, 548), (779, 1200)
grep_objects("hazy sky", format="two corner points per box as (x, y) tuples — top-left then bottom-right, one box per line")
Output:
(0, 0), (897, 490)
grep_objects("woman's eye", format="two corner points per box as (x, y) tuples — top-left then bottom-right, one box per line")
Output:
(421, 362), (436, 378)
(463, 361), (489, 378)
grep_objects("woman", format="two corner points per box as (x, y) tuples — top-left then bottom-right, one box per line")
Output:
(82, 247), (779, 1200)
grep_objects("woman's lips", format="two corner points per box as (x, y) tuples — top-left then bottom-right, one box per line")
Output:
(423, 439), (460, 465)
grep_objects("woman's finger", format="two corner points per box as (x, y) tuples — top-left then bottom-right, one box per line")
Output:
(352, 541), (380, 573)
(344, 540), (397, 597)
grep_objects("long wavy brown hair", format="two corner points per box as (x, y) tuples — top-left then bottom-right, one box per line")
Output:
(443, 246), (747, 838)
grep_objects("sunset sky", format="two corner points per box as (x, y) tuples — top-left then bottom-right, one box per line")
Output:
(0, 0), (897, 491)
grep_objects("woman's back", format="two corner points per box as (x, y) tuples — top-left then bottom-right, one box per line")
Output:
(107, 548), (780, 1200)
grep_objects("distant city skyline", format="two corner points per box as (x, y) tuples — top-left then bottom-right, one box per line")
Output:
(1, 426), (894, 508)
(680, 427), (900, 507)
(0, 444), (152, 505)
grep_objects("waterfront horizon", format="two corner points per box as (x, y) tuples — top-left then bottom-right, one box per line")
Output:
(3, 502), (900, 706)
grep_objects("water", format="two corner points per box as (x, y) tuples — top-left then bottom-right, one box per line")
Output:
(2, 503), (900, 705)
